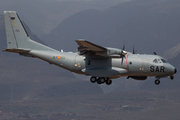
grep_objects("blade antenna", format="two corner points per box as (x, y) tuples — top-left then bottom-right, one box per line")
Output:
(153, 52), (157, 55)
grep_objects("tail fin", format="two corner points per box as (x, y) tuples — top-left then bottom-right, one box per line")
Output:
(3, 11), (56, 53)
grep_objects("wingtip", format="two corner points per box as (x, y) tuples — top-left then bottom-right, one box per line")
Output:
(75, 39), (86, 42)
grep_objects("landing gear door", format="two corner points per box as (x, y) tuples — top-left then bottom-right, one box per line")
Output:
(142, 61), (149, 72)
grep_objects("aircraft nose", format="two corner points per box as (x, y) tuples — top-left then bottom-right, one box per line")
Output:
(174, 68), (177, 74)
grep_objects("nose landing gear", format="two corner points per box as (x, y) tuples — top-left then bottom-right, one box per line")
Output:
(170, 75), (174, 80)
(154, 74), (176, 85)
(90, 76), (112, 85)
(155, 79), (160, 85)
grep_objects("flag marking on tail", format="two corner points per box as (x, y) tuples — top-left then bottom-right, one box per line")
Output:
(13, 20), (16, 27)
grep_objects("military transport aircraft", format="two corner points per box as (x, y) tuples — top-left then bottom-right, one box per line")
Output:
(3, 11), (177, 85)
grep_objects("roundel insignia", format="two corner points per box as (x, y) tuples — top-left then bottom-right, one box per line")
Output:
(57, 56), (61, 59)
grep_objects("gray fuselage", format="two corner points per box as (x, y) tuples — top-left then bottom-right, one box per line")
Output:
(29, 50), (175, 79)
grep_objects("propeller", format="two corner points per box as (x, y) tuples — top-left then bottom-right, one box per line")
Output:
(120, 44), (138, 65)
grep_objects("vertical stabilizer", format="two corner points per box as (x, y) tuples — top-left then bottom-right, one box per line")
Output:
(4, 11), (57, 52)
(4, 11), (18, 49)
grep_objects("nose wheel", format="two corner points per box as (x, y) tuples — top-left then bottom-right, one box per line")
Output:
(155, 79), (160, 85)
(90, 76), (112, 85)
(170, 75), (174, 80)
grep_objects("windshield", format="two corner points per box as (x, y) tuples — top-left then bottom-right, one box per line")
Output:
(153, 59), (167, 63)
(161, 59), (167, 63)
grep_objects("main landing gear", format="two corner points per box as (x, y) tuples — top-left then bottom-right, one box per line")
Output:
(90, 76), (112, 85)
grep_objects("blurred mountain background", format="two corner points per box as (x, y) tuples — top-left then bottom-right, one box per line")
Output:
(0, 0), (180, 100)
(0, 0), (131, 37)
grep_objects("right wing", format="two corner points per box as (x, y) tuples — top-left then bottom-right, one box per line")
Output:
(75, 40), (108, 56)
(75, 40), (125, 58)
(75, 40), (107, 52)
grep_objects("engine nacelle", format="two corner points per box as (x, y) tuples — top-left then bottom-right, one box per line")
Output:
(78, 46), (126, 58)
(128, 76), (147, 80)
(97, 48), (123, 58)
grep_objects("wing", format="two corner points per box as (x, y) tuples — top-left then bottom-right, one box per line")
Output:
(75, 40), (106, 52)
(75, 40), (126, 58)
(75, 40), (108, 56)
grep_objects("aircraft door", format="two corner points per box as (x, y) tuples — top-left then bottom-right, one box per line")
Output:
(142, 61), (149, 72)
(74, 55), (84, 70)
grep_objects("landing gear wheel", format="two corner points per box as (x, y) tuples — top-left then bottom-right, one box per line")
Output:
(155, 79), (160, 85)
(97, 79), (102, 84)
(96, 77), (105, 84)
(99, 77), (105, 83)
(106, 79), (112, 85)
(90, 77), (97, 83)
(170, 75), (174, 80)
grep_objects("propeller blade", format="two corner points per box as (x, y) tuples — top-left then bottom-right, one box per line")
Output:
(123, 44), (125, 50)
(121, 57), (123, 65)
(120, 44), (126, 65)
(121, 44), (126, 55)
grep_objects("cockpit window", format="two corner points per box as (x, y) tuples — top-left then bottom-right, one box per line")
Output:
(161, 59), (167, 63)
(153, 59), (167, 63)
(158, 59), (162, 63)
(153, 59), (158, 63)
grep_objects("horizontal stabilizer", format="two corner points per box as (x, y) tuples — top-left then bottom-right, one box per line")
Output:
(3, 48), (30, 53)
